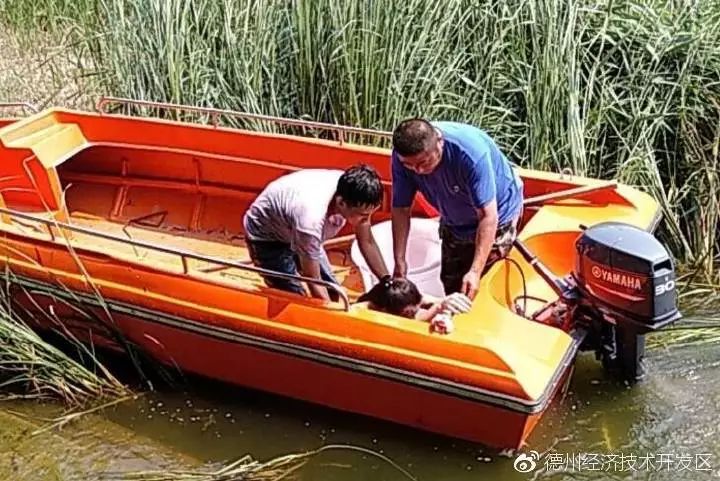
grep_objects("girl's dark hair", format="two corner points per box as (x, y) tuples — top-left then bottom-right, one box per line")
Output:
(357, 275), (422, 317)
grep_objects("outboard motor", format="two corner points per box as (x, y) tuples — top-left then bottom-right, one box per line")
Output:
(572, 222), (681, 382)
(514, 221), (682, 383)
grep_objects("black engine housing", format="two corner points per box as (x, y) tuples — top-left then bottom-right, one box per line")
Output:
(572, 221), (681, 382)
(574, 221), (681, 332)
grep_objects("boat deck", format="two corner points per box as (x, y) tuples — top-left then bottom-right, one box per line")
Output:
(37, 211), (367, 302)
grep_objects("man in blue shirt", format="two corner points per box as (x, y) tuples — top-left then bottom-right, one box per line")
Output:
(390, 118), (524, 299)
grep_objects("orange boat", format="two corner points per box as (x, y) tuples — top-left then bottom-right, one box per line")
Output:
(0, 98), (681, 449)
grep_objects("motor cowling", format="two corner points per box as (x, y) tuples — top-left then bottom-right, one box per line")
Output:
(572, 221), (682, 382)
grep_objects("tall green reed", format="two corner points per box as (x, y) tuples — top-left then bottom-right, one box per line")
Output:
(0, 0), (97, 33)
(0, 281), (128, 404)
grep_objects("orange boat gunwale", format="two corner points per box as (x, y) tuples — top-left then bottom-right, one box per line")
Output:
(94, 96), (395, 145)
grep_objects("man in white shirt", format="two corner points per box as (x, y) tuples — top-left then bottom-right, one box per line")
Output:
(243, 165), (389, 301)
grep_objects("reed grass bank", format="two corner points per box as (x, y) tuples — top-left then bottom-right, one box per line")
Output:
(0, 296), (127, 404)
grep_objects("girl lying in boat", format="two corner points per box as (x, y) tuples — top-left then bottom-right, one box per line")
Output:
(357, 275), (472, 333)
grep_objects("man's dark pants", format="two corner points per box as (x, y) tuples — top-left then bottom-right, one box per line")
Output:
(438, 214), (521, 296)
(246, 239), (340, 301)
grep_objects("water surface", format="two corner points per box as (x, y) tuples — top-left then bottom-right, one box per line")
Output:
(2, 326), (719, 480)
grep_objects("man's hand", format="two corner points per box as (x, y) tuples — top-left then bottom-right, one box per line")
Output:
(393, 258), (408, 278)
(461, 269), (481, 300)
(297, 253), (331, 301)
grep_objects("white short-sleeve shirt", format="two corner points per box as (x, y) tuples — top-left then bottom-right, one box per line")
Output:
(243, 169), (346, 259)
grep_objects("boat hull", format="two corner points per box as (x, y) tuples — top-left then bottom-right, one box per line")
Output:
(7, 273), (577, 450)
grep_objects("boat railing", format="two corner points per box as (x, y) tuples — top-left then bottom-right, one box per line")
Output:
(0, 102), (38, 115)
(0, 206), (351, 311)
(95, 96), (393, 146)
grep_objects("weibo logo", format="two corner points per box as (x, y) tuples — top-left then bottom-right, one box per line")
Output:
(513, 450), (540, 473)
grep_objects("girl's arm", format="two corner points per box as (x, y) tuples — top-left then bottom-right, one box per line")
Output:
(415, 301), (445, 322)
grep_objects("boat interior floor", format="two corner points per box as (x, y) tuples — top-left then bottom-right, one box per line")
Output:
(43, 211), (367, 302)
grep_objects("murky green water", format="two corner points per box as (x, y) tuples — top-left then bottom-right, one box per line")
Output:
(2, 326), (720, 481)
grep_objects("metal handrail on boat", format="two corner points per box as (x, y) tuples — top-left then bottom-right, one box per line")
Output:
(0, 102), (38, 114)
(95, 96), (393, 145)
(0, 206), (351, 311)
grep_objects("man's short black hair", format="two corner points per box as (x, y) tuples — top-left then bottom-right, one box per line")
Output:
(336, 164), (383, 207)
(392, 118), (436, 156)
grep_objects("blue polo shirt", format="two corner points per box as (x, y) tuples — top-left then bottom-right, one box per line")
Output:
(391, 121), (523, 240)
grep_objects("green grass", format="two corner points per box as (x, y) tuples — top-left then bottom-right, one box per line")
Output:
(0, 0), (97, 33)
(0, 284), (128, 405)
(2, 0), (720, 277)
